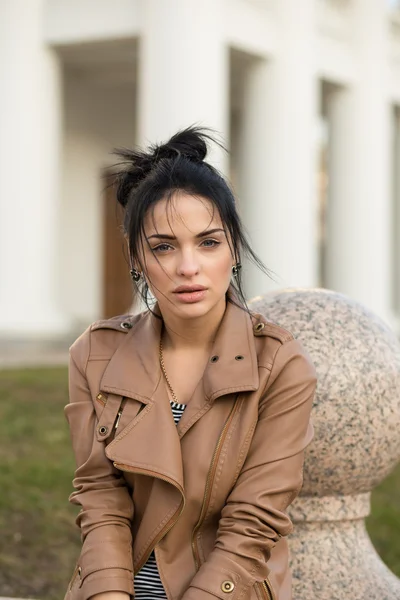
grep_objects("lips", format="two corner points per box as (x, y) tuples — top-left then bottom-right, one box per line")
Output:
(172, 285), (208, 304)
(173, 285), (207, 294)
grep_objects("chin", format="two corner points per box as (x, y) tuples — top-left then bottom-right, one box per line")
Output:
(173, 302), (212, 320)
(173, 294), (227, 320)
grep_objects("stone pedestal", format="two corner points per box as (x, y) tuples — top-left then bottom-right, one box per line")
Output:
(249, 288), (400, 599)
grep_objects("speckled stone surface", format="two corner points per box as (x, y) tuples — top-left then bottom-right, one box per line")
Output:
(249, 288), (400, 599)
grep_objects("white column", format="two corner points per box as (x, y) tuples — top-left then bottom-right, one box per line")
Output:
(138, 0), (229, 172)
(325, 0), (392, 323)
(0, 0), (68, 336)
(238, 0), (319, 299)
(393, 109), (400, 321)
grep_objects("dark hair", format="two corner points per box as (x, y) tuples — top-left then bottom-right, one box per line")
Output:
(112, 126), (271, 311)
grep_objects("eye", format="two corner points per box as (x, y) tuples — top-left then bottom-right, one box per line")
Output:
(201, 239), (220, 248)
(153, 243), (174, 253)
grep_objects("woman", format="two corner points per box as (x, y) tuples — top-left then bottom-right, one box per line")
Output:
(64, 127), (316, 600)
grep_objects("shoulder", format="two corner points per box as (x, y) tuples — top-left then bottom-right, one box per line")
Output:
(250, 310), (293, 365)
(90, 312), (139, 333)
(69, 311), (146, 366)
(250, 311), (294, 344)
(250, 310), (315, 376)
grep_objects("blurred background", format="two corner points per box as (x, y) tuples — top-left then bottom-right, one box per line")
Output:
(2, 0), (400, 350)
(0, 1), (400, 599)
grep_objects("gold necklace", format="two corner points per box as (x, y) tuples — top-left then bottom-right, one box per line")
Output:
(159, 338), (179, 404)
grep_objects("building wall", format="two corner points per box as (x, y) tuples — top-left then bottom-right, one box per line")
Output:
(1, 0), (400, 339)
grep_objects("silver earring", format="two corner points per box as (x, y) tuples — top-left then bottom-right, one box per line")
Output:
(232, 263), (242, 277)
(130, 268), (142, 282)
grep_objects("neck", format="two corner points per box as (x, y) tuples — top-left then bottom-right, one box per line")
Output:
(160, 296), (227, 351)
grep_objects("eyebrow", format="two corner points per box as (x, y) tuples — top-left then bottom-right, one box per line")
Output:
(146, 228), (225, 241)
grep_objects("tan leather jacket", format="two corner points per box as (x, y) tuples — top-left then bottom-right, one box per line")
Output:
(64, 299), (316, 600)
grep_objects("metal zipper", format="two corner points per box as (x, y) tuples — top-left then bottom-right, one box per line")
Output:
(109, 398), (127, 441)
(256, 580), (275, 600)
(114, 408), (123, 430)
(112, 462), (185, 574)
(191, 395), (242, 569)
(69, 564), (81, 589)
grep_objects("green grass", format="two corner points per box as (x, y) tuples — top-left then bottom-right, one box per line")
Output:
(0, 368), (80, 600)
(367, 463), (400, 573)
(0, 367), (399, 599)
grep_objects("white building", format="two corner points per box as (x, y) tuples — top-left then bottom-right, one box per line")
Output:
(1, 0), (400, 342)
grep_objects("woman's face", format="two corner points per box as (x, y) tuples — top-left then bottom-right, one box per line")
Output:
(138, 191), (235, 321)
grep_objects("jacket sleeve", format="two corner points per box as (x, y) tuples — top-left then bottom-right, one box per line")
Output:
(181, 338), (317, 600)
(64, 328), (135, 600)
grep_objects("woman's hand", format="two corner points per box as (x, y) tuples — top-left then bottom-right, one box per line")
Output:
(90, 594), (130, 600)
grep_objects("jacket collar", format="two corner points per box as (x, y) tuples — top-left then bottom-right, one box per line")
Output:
(100, 293), (259, 403)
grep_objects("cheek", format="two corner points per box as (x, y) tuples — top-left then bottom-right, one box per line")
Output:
(146, 262), (164, 283)
(144, 254), (173, 288)
(210, 252), (233, 281)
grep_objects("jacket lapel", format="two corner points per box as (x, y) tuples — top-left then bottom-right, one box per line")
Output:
(104, 376), (184, 491)
(99, 308), (162, 403)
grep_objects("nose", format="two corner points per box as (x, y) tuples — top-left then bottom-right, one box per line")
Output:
(176, 248), (200, 277)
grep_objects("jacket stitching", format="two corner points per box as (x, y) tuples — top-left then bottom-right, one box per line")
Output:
(197, 398), (244, 561)
(86, 328), (92, 375)
(230, 418), (258, 488)
(209, 385), (258, 402)
(69, 353), (86, 380)
(236, 556), (263, 600)
(101, 386), (151, 402)
(109, 401), (154, 445)
(82, 567), (133, 575)
(257, 340), (291, 412)
(206, 396), (244, 520)
(252, 319), (294, 343)
(246, 313), (259, 384)
(178, 402), (212, 437)
(135, 503), (181, 563)
(197, 399), (242, 555)
(82, 574), (134, 582)
(102, 370), (162, 407)
(113, 459), (182, 482)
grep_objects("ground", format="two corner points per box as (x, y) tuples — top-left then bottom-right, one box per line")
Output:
(0, 367), (399, 600)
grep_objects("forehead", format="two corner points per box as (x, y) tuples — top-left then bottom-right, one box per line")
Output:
(144, 191), (223, 235)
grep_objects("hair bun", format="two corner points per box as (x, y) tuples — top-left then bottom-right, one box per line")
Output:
(153, 126), (209, 163)
(113, 125), (223, 208)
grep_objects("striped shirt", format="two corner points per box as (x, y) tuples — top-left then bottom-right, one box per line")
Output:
(134, 399), (186, 600)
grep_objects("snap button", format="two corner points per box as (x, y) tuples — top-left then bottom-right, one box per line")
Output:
(221, 581), (235, 593)
(254, 322), (265, 332)
(78, 566), (82, 576)
(98, 425), (108, 436)
(121, 321), (132, 329)
(210, 355), (219, 363)
(235, 355), (244, 361)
